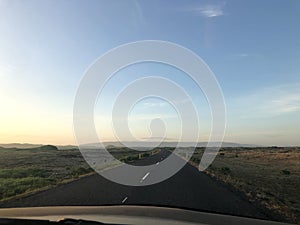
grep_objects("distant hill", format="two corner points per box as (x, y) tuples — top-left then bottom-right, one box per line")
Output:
(81, 141), (261, 149)
(36, 145), (58, 151)
(0, 143), (42, 149)
(0, 143), (77, 150)
(0, 142), (261, 151)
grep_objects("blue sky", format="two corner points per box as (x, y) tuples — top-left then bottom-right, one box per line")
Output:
(0, 0), (299, 146)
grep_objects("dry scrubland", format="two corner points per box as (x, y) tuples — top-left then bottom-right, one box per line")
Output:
(0, 145), (93, 201)
(0, 145), (299, 224)
(0, 145), (156, 202)
(190, 147), (300, 224)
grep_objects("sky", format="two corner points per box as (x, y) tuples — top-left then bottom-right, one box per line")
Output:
(0, 0), (299, 146)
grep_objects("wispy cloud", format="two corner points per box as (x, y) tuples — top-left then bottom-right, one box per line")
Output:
(198, 5), (224, 18)
(229, 83), (300, 118)
(270, 94), (300, 114)
(191, 3), (225, 18)
(229, 53), (264, 60)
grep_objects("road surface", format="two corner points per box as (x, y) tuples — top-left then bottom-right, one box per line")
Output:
(0, 150), (275, 220)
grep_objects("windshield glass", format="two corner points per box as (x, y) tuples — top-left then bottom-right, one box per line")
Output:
(0, 0), (299, 224)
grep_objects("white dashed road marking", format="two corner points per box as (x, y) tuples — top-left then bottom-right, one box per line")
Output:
(140, 172), (150, 182)
(122, 197), (128, 203)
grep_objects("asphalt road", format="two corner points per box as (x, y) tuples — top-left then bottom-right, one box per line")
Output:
(0, 150), (274, 220)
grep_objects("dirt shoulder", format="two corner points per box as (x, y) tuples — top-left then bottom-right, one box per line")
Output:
(187, 147), (300, 224)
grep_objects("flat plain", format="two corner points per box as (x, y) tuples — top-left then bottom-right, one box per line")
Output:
(0, 145), (153, 201)
(0, 145), (299, 224)
(189, 147), (300, 224)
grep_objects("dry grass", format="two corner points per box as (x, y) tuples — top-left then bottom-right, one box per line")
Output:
(190, 147), (300, 224)
(0, 146), (93, 201)
(0, 146), (158, 202)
